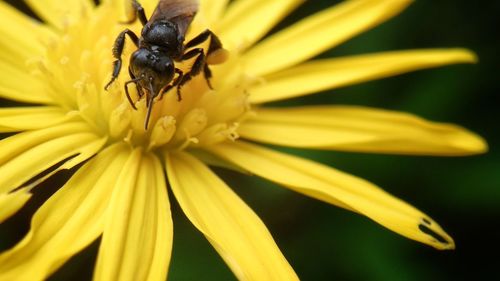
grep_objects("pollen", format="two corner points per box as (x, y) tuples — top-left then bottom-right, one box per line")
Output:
(0, 1), (488, 279)
(39, 7), (249, 152)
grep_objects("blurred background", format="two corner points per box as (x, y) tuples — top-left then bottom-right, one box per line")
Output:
(1, 0), (498, 280)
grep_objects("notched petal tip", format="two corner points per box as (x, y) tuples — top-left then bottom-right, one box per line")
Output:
(418, 218), (455, 250)
(209, 142), (460, 250)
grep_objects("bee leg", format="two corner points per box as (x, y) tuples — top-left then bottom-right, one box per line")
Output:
(184, 30), (227, 89)
(185, 29), (228, 65)
(203, 64), (213, 89)
(104, 29), (140, 90)
(180, 48), (207, 89)
(122, 0), (148, 25)
(160, 69), (184, 101)
(123, 77), (143, 110)
(128, 68), (144, 98)
(136, 84), (145, 99)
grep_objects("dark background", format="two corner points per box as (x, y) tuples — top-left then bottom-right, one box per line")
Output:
(1, 0), (499, 280)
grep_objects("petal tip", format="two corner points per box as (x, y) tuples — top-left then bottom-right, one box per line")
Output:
(418, 218), (455, 250)
(394, 0), (415, 10)
(452, 130), (488, 155)
(452, 48), (479, 64)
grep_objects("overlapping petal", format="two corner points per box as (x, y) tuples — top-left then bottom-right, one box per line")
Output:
(0, 188), (31, 223)
(209, 141), (455, 250)
(239, 106), (487, 155)
(166, 152), (298, 281)
(249, 49), (477, 103)
(0, 143), (129, 280)
(0, 60), (51, 104)
(242, 0), (412, 76)
(0, 0), (486, 280)
(0, 122), (106, 193)
(0, 2), (51, 62)
(94, 150), (172, 281)
(199, 0), (230, 26)
(218, 0), (303, 50)
(25, 0), (95, 30)
(0, 107), (72, 132)
(0, 2), (54, 104)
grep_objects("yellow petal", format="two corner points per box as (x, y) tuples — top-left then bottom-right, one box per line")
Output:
(239, 106), (487, 155)
(0, 143), (129, 280)
(0, 123), (106, 193)
(0, 3), (53, 104)
(0, 106), (71, 132)
(250, 48), (477, 103)
(0, 59), (52, 104)
(0, 2), (51, 63)
(189, 148), (249, 174)
(200, 0), (230, 25)
(166, 152), (298, 281)
(102, 0), (158, 21)
(0, 188), (31, 223)
(209, 141), (455, 250)
(131, 0), (157, 17)
(94, 150), (172, 281)
(0, 122), (87, 164)
(25, 0), (95, 30)
(218, 0), (303, 50)
(242, 0), (412, 77)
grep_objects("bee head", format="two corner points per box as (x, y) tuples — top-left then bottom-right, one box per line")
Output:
(129, 48), (175, 98)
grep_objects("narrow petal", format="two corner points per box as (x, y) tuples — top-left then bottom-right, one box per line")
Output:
(0, 122), (87, 164)
(0, 2), (51, 62)
(199, 0), (230, 25)
(94, 151), (172, 281)
(218, 0), (303, 50)
(144, 156), (172, 281)
(0, 188), (32, 223)
(209, 141), (455, 250)
(0, 106), (71, 132)
(0, 2), (53, 104)
(25, 0), (95, 30)
(166, 152), (298, 281)
(0, 144), (130, 280)
(239, 106), (487, 155)
(133, 0), (157, 17)
(99, 0), (127, 20)
(0, 123), (106, 193)
(250, 49), (477, 103)
(0, 60), (51, 104)
(242, 0), (412, 77)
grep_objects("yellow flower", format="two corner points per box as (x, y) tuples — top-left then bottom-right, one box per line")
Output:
(0, 0), (487, 280)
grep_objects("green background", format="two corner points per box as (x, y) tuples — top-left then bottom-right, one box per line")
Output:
(1, 0), (498, 280)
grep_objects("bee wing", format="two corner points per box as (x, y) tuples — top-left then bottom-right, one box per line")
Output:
(150, 0), (199, 36)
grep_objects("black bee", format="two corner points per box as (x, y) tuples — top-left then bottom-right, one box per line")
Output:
(105, 0), (227, 129)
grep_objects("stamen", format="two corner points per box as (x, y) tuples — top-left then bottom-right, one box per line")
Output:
(148, 116), (176, 150)
(109, 101), (132, 138)
(197, 123), (240, 146)
(42, 7), (248, 151)
(174, 108), (208, 142)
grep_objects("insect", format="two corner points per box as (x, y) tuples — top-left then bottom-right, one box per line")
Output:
(104, 0), (228, 129)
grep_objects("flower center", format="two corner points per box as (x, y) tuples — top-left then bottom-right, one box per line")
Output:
(37, 5), (250, 152)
